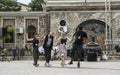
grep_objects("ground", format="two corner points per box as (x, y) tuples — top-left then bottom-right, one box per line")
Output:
(0, 60), (120, 75)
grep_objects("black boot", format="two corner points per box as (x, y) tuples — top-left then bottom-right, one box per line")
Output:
(33, 63), (36, 66)
(77, 63), (80, 68)
(33, 63), (39, 67)
(68, 61), (73, 65)
(35, 64), (39, 67)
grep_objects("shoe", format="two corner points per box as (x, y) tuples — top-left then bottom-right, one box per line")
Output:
(45, 63), (48, 67)
(33, 63), (39, 67)
(77, 63), (80, 68)
(48, 63), (51, 67)
(35, 64), (39, 67)
(68, 61), (73, 65)
(33, 63), (35, 65)
(64, 64), (67, 65)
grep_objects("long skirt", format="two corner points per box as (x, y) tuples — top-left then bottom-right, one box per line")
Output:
(70, 44), (84, 59)
(58, 44), (67, 59)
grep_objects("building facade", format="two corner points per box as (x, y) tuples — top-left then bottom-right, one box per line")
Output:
(0, 12), (50, 48)
(0, 0), (120, 50)
(44, 0), (120, 49)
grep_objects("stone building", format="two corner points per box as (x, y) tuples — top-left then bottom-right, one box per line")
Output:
(44, 0), (120, 50)
(0, 0), (120, 50)
(0, 12), (50, 48)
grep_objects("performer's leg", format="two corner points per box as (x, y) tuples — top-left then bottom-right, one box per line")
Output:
(77, 45), (82, 68)
(33, 48), (39, 67)
(44, 48), (51, 67)
(61, 56), (65, 67)
(68, 44), (76, 65)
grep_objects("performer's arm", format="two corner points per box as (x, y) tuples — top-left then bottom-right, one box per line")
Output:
(83, 32), (88, 44)
(55, 37), (61, 45)
(66, 36), (72, 41)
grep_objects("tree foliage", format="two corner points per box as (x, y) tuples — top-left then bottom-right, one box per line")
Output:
(6, 25), (15, 40)
(29, 0), (45, 11)
(0, 0), (21, 11)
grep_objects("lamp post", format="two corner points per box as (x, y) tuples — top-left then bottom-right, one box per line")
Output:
(105, 0), (108, 51)
(108, 0), (112, 51)
(105, 0), (112, 54)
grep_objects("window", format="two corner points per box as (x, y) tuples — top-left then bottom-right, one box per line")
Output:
(5, 25), (15, 43)
(3, 19), (15, 43)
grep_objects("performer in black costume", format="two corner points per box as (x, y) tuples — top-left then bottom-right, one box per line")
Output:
(68, 27), (88, 68)
(43, 32), (54, 67)
(26, 33), (40, 67)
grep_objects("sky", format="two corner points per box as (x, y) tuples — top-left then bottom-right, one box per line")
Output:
(17, 0), (120, 5)
(17, 0), (31, 5)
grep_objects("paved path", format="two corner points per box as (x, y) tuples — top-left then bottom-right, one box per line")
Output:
(0, 60), (120, 75)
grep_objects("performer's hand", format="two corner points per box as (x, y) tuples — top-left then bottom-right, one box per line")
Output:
(83, 39), (87, 44)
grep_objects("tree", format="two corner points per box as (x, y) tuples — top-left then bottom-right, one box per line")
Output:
(0, 0), (21, 11)
(29, 0), (45, 11)
(5, 25), (15, 43)
(0, 25), (15, 42)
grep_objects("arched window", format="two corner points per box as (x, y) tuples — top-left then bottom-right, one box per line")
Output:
(76, 19), (106, 39)
(27, 25), (36, 43)
(76, 19), (107, 50)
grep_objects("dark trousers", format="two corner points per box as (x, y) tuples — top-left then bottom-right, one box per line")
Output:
(44, 48), (51, 63)
(33, 47), (39, 65)
(20, 49), (25, 57)
(12, 49), (17, 60)
(70, 44), (83, 59)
